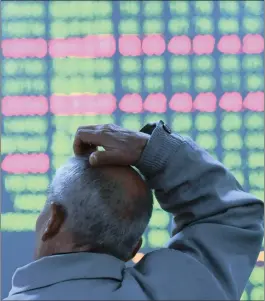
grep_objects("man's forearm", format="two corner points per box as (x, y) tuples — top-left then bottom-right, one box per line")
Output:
(136, 121), (264, 299)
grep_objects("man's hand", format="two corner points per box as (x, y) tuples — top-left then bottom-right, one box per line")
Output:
(73, 124), (150, 166)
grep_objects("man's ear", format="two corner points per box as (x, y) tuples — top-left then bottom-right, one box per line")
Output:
(42, 203), (66, 242)
(128, 237), (142, 261)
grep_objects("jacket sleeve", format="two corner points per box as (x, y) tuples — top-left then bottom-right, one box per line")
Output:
(135, 121), (264, 300)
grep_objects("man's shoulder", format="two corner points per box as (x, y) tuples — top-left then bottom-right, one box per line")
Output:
(128, 247), (218, 284)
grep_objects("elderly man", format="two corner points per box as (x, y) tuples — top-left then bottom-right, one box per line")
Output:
(5, 121), (263, 300)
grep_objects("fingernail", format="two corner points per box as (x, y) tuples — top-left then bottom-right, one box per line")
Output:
(89, 154), (97, 165)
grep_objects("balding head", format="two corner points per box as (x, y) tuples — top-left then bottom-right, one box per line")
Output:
(34, 156), (153, 261)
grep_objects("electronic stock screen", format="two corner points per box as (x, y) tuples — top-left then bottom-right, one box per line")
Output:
(1, 1), (264, 300)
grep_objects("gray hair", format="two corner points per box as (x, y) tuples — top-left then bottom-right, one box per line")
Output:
(46, 156), (153, 260)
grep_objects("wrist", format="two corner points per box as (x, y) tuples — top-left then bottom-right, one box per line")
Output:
(135, 121), (184, 177)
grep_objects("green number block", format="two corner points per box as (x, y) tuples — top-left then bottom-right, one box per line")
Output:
(223, 151), (242, 169)
(221, 74), (241, 92)
(194, 75), (216, 93)
(61, 20), (113, 36)
(249, 189), (264, 200)
(219, 1), (239, 15)
(51, 134), (72, 156)
(149, 209), (170, 228)
(248, 152), (264, 169)
(3, 78), (46, 96)
(222, 133), (243, 150)
(249, 171), (264, 189)
(240, 290), (249, 301)
(2, 21), (45, 38)
(5, 175), (49, 193)
(53, 58), (113, 76)
(120, 57), (141, 74)
(14, 193), (46, 212)
(52, 76), (98, 94)
(120, 114), (142, 131)
(221, 113), (242, 131)
(2, 2), (44, 19)
(51, 77), (71, 94)
(169, 1), (189, 15)
(170, 56), (190, 73)
(153, 194), (161, 210)
(140, 235), (146, 249)
(171, 75), (191, 92)
(195, 114), (216, 131)
(196, 133), (217, 150)
(243, 17), (263, 34)
(206, 150), (218, 160)
(242, 55), (263, 72)
(144, 57), (165, 73)
(245, 132), (264, 150)
(232, 170), (244, 186)
(84, 115), (115, 125)
(91, 1), (112, 17)
(119, 1), (140, 15)
(144, 114), (166, 125)
(96, 20), (114, 34)
(168, 18), (190, 35)
(250, 287), (264, 301)
(244, 1), (263, 16)
(249, 268), (264, 292)
(4, 117), (48, 134)
(53, 59), (76, 76)
(143, 19), (165, 34)
(193, 56), (215, 73)
(52, 115), (115, 132)
(122, 76), (142, 93)
(50, 1), (112, 18)
(171, 113), (192, 132)
(98, 78), (115, 94)
(1, 135), (48, 154)
(144, 76), (164, 93)
(193, 1), (213, 14)
(50, 2), (84, 18)
(147, 229), (170, 248)
(118, 19), (140, 34)
(244, 113), (263, 130)
(194, 17), (214, 34)
(3, 59), (46, 76)
(1, 213), (39, 231)
(95, 1), (112, 17)
(143, 1), (163, 16)
(67, 117), (88, 135)
(50, 21), (69, 38)
(218, 18), (239, 34)
(245, 74), (264, 92)
(65, 21), (83, 36)
(52, 116), (75, 132)
(52, 156), (69, 170)
(219, 55), (240, 73)
(95, 59), (114, 75)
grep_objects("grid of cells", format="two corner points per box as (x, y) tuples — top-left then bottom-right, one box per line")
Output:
(1, 2), (264, 300)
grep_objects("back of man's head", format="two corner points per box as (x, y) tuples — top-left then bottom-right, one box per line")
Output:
(35, 156), (153, 261)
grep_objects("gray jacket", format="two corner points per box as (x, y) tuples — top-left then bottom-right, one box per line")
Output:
(5, 122), (264, 300)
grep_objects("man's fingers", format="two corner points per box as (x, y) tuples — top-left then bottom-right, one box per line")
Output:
(73, 139), (97, 156)
(76, 125), (98, 131)
(73, 129), (105, 154)
(73, 130), (101, 155)
(89, 150), (123, 166)
(76, 124), (114, 132)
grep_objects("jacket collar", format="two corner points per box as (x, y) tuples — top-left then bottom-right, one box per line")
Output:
(10, 252), (125, 296)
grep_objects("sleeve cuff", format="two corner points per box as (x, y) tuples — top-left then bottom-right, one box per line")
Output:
(135, 121), (185, 178)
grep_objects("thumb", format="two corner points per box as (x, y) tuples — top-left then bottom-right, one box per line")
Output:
(89, 150), (122, 166)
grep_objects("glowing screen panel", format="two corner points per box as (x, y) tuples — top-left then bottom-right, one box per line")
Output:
(1, 1), (264, 300)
